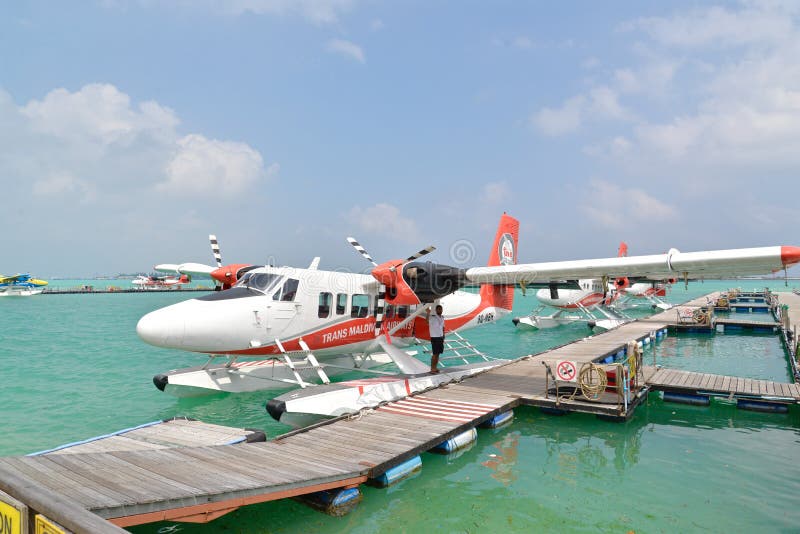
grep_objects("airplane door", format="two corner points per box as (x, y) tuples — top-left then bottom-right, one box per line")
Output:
(266, 278), (301, 338)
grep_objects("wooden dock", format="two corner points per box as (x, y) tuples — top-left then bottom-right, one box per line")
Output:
(643, 367), (800, 401)
(776, 292), (800, 379)
(2, 290), (799, 532)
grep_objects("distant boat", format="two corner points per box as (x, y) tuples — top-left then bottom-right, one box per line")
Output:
(0, 274), (48, 297)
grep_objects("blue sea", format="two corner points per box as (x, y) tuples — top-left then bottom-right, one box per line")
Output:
(1, 279), (799, 533)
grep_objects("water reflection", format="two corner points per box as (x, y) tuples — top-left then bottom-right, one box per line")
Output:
(481, 431), (519, 485)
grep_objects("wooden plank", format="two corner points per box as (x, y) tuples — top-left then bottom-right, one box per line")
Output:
(96, 450), (207, 497)
(701, 374), (715, 390)
(42, 453), (154, 505)
(184, 443), (356, 480)
(357, 411), (459, 435)
(300, 426), (415, 457)
(284, 433), (396, 467)
(106, 448), (268, 495)
(721, 375), (731, 392)
(0, 457), (122, 509)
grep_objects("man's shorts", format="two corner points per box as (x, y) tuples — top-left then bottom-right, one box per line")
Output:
(431, 336), (444, 355)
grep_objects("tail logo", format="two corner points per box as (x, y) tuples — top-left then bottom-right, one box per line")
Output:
(499, 233), (515, 265)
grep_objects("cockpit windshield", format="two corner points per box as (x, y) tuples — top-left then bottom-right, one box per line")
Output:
(234, 272), (283, 294)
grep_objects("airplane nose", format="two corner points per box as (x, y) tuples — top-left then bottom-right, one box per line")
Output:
(136, 308), (186, 348)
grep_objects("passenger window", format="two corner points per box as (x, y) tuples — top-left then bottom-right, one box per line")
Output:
(397, 306), (409, 319)
(273, 278), (299, 301)
(351, 294), (369, 318)
(336, 293), (347, 315)
(385, 305), (395, 319)
(318, 292), (332, 318)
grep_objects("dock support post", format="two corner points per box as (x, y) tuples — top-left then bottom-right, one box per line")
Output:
(430, 428), (478, 454)
(294, 486), (363, 516)
(737, 399), (789, 414)
(479, 410), (514, 429)
(662, 391), (710, 406)
(368, 456), (422, 487)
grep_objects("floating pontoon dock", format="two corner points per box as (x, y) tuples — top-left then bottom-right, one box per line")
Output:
(1, 290), (798, 532)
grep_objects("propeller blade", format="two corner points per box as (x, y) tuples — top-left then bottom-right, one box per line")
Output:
(347, 237), (378, 266)
(406, 245), (436, 262)
(209, 234), (223, 268)
(374, 284), (386, 338)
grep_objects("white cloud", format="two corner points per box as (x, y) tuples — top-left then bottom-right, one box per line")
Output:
(370, 18), (384, 31)
(136, 0), (357, 25)
(614, 2), (800, 175)
(0, 84), (269, 201)
(483, 181), (510, 204)
(232, 0), (356, 24)
(531, 96), (585, 136)
(32, 172), (96, 202)
(588, 86), (630, 120)
(532, 86), (631, 136)
(514, 36), (533, 49)
(158, 134), (267, 196)
(21, 84), (178, 146)
(347, 203), (420, 243)
(581, 180), (678, 229)
(624, 4), (794, 48)
(326, 38), (365, 63)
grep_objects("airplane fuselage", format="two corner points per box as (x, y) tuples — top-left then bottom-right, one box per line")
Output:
(535, 278), (617, 309)
(137, 266), (510, 357)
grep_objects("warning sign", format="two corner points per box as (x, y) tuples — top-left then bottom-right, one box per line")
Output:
(0, 490), (27, 534)
(35, 514), (69, 534)
(556, 360), (578, 382)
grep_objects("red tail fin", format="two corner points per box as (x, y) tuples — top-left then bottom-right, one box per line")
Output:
(479, 213), (519, 311)
(615, 242), (630, 289)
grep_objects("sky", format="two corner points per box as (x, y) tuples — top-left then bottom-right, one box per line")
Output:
(2, 0), (799, 277)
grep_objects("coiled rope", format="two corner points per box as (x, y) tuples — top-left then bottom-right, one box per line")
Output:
(578, 363), (607, 400)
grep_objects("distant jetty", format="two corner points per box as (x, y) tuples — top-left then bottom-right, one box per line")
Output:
(42, 285), (213, 294)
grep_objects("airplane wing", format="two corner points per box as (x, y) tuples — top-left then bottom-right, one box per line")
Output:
(154, 263), (216, 277)
(0, 274), (23, 283)
(465, 246), (800, 284)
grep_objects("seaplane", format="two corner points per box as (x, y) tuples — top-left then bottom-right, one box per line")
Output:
(0, 273), (48, 296)
(615, 242), (675, 311)
(131, 274), (191, 290)
(136, 213), (800, 423)
(512, 243), (631, 331)
(154, 234), (261, 290)
(137, 214), (521, 397)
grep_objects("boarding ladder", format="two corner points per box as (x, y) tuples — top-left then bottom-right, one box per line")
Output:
(415, 330), (499, 367)
(274, 338), (331, 388)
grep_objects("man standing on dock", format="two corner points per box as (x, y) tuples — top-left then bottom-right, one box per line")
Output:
(426, 304), (445, 374)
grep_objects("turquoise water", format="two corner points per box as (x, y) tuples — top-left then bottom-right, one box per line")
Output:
(2, 280), (799, 532)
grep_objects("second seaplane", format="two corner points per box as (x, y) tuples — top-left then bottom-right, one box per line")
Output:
(137, 213), (800, 401)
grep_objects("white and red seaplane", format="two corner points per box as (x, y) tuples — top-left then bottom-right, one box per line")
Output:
(131, 274), (191, 290)
(512, 242), (631, 330)
(137, 214), (800, 425)
(138, 215), (521, 397)
(153, 234), (259, 290)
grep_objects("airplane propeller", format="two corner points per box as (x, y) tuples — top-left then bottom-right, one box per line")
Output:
(208, 234), (224, 291)
(346, 237), (437, 336)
